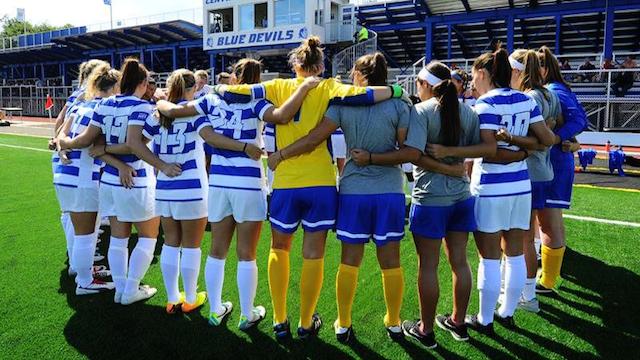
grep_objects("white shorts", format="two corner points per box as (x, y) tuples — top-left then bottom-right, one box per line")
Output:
(156, 199), (208, 220)
(402, 163), (414, 173)
(208, 187), (267, 223)
(264, 135), (275, 153)
(55, 186), (99, 213)
(331, 133), (347, 160)
(474, 193), (532, 233)
(99, 183), (156, 223)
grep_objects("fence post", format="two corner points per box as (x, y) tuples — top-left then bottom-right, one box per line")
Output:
(605, 70), (612, 128)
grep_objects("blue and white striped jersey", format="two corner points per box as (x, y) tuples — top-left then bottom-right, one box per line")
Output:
(53, 89), (85, 170)
(142, 101), (211, 202)
(65, 86), (85, 109)
(53, 99), (103, 188)
(263, 123), (275, 152)
(194, 84), (213, 99)
(89, 94), (155, 187)
(471, 88), (544, 197)
(194, 94), (273, 191)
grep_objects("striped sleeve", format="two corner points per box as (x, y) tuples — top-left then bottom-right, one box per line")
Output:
(474, 100), (501, 131)
(529, 99), (544, 124)
(89, 102), (106, 131)
(194, 95), (210, 116)
(254, 99), (273, 121)
(142, 116), (161, 140)
(194, 116), (211, 133)
(128, 103), (153, 126)
(222, 80), (277, 104)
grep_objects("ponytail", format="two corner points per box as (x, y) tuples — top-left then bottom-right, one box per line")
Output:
(512, 49), (545, 92)
(120, 57), (148, 95)
(85, 64), (120, 100)
(352, 52), (388, 86)
(161, 69), (196, 128)
(232, 58), (262, 85)
(288, 36), (324, 75)
(473, 47), (512, 88)
(426, 61), (461, 147)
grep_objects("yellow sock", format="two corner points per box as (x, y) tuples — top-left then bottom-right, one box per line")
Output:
(300, 257), (324, 329)
(268, 249), (290, 324)
(336, 263), (359, 328)
(381, 267), (404, 327)
(539, 245), (566, 289)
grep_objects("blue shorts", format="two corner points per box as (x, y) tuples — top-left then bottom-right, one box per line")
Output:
(409, 197), (477, 239)
(545, 147), (574, 209)
(269, 186), (337, 234)
(531, 181), (549, 210)
(336, 193), (405, 247)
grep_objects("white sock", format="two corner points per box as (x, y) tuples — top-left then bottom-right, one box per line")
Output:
(522, 277), (537, 302)
(124, 237), (157, 296)
(181, 247), (202, 304)
(477, 258), (501, 325)
(72, 233), (97, 287)
(498, 255), (527, 318)
(62, 213), (74, 266)
(237, 260), (258, 318)
(205, 256), (226, 314)
(267, 168), (274, 194)
(108, 237), (129, 294)
(160, 245), (181, 304)
(534, 237), (542, 256)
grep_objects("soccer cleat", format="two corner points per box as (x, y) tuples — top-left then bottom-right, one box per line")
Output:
(182, 292), (207, 313)
(121, 285), (158, 305)
(386, 325), (404, 340)
(535, 283), (555, 295)
(273, 320), (291, 340)
(333, 320), (354, 344)
(166, 293), (186, 315)
(435, 314), (469, 341)
(208, 302), (233, 326)
(92, 265), (111, 278)
(494, 311), (516, 329)
(94, 251), (105, 262)
(517, 296), (540, 313)
(238, 306), (267, 331)
(297, 313), (322, 340)
(114, 292), (122, 304)
(401, 320), (437, 349)
(76, 279), (115, 295)
(464, 315), (495, 335)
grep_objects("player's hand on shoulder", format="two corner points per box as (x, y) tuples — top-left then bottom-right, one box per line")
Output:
(302, 76), (322, 90)
(58, 149), (72, 165)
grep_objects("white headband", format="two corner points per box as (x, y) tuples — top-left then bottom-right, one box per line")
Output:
(417, 68), (443, 86)
(509, 56), (525, 71)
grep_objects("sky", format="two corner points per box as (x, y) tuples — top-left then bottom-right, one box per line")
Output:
(1, 0), (202, 29)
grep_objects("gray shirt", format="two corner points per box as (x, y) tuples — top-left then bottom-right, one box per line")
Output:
(404, 98), (480, 206)
(325, 99), (410, 195)
(526, 88), (560, 182)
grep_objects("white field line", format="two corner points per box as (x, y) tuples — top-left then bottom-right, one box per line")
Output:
(0, 143), (51, 153)
(563, 214), (640, 228)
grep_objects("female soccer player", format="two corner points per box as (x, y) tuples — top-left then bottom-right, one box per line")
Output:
(268, 53), (414, 342)
(130, 68), (265, 316)
(502, 49), (561, 312)
(59, 58), (165, 305)
(536, 46), (587, 294)
(53, 64), (123, 295)
(194, 70), (212, 99)
(208, 37), (404, 339)
(451, 69), (476, 107)
(155, 59), (320, 330)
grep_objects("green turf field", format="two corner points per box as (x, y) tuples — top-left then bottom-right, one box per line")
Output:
(1, 133), (638, 359)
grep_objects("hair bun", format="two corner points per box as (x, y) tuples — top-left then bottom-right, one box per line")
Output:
(306, 36), (321, 50)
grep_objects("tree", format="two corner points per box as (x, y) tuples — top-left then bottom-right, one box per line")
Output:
(0, 15), (73, 38)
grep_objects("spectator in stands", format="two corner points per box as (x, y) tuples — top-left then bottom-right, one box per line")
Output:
(215, 72), (232, 85)
(599, 58), (616, 82)
(353, 26), (369, 43)
(576, 58), (596, 82)
(613, 56), (637, 97)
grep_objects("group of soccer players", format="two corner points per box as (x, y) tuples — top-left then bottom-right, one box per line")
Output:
(50, 35), (585, 348)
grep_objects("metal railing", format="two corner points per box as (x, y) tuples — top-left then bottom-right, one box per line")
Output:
(331, 28), (378, 78)
(0, 85), (75, 117)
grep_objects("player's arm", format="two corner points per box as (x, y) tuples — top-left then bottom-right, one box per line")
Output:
(262, 77), (321, 124)
(427, 129), (497, 159)
(155, 100), (199, 118)
(267, 117), (336, 170)
(198, 123), (262, 161)
(327, 83), (403, 106)
(58, 125), (102, 150)
(96, 153), (137, 189)
(54, 104), (68, 135)
(126, 124), (181, 177)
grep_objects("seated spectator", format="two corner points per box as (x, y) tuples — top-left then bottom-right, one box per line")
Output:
(613, 56), (637, 97)
(599, 58), (616, 81)
(560, 58), (574, 82)
(577, 58), (596, 82)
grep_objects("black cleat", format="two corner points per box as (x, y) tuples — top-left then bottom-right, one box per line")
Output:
(334, 320), (354, 344)
(401, 320), (437, 349)
(435, 314), (469, 341)
(297, 313), (322, 340)
(493, 311), (516, 329)
(535, 282), (555, 295)
(464, 314), (495, 335)
(273, 320), (291, 341)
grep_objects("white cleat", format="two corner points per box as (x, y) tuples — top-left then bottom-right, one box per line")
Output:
(517, 296), (540, 313)
(121, 285), (158, 305)
(76, 279), (115, 296)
